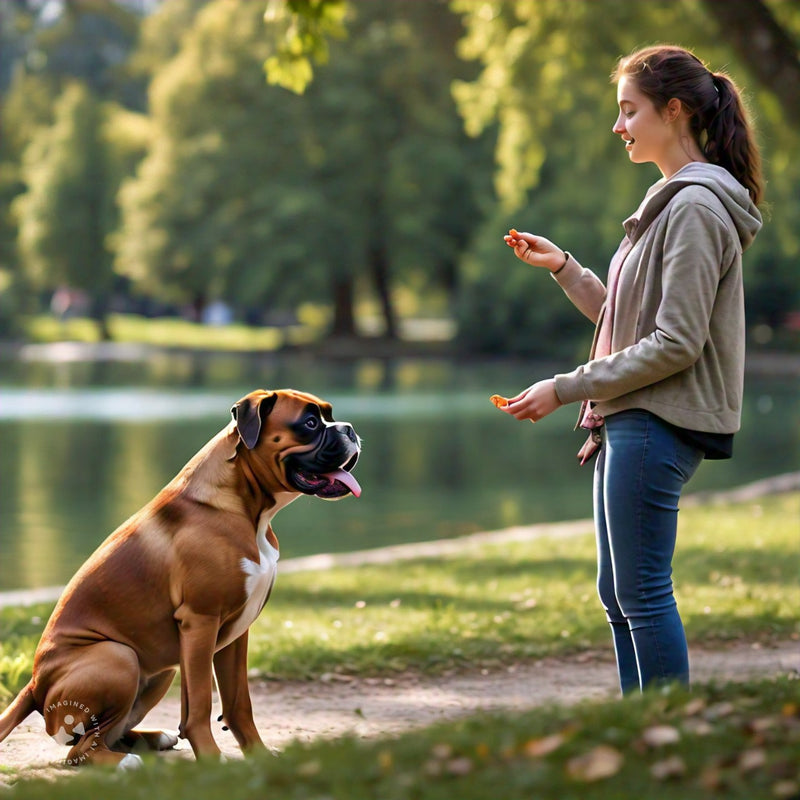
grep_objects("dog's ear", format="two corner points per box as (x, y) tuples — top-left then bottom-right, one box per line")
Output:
(231, 391), (278, 449)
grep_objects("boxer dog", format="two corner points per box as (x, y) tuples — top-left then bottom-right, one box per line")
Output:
(0, 389), (361, 768)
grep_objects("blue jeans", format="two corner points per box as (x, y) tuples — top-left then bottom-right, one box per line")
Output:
(593, 410), (704, 693)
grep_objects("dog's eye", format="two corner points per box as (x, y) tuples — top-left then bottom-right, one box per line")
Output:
(304, 417), (320, 431)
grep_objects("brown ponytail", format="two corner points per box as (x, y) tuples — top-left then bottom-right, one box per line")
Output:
(613, 45), (764, 206)
(705, 72), (763, 206)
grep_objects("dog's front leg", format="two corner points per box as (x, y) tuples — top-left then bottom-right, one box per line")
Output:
(213, 630), (266, 753)
(176, 609), (222, 759)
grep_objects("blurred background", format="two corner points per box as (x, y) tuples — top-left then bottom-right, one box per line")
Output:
(0, 0), (797, 592)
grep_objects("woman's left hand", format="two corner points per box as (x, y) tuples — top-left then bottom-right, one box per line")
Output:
(505, 379), (562, 423)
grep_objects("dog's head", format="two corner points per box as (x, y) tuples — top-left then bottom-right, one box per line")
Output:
(230, 389), (361, 500)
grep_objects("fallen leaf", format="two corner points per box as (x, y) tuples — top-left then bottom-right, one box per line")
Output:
(377, 749), (393, 772)
(705, 701), (736, 720)
(683, 697), (707, 716)
(446, 757), (474, 776)
(682, 718), (714, 737)
(431, 743), (453, 760)
(738, 748), (768, 773)
(567, 745), (624, 782)
(641, 725), (681, 748)
(475, 742), (490, 759)
(651, 755), (687, 780)
(522, 733), (566, 758)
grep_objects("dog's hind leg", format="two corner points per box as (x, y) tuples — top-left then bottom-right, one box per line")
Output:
(114, 668), (179, 753)
(44, 640), (143, 768)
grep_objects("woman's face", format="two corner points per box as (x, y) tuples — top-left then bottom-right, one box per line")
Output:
(612, 75), (672, 169)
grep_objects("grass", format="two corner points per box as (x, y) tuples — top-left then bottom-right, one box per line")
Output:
(1, 494), (798, 796)
(1, 493), (798, 697)
(4, 678), (800, 799)
(22, 312), (322, 351)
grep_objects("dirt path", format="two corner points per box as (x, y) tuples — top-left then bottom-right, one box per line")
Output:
(1, 640), (796, 780)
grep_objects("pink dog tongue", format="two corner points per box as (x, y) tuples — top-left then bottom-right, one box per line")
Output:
(324, 468), (362, 498)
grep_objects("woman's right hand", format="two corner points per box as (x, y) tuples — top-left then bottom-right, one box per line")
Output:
(504, 229), (566, 273)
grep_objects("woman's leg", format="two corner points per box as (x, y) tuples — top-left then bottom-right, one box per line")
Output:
(594, 442), (640, 694)
(600, 410), (704, 691)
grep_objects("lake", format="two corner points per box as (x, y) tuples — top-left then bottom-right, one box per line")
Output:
(0, 346), (797, 592)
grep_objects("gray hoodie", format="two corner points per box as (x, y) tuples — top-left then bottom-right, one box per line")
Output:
(552, 162), (762, 434)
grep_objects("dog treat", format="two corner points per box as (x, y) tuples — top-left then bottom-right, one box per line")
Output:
(490, 394), (509, 409)
(509, 228), (519, 237)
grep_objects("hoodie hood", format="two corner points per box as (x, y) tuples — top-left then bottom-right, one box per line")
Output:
(625, 162), (762, 252)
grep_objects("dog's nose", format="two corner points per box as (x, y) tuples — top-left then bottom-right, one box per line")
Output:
(333, 422), (358, 444)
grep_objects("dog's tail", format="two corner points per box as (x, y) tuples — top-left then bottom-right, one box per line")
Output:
(0, 681), (36, 744)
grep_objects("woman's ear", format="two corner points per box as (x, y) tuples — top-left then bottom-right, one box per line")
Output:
(664, 97), (683, 123)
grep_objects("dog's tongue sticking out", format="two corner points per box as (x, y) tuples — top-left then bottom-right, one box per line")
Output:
(324, 468), (362, 498)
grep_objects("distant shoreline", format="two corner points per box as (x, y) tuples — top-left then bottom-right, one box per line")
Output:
(1, 471), (797, 610)
(0, 339), (798, 375)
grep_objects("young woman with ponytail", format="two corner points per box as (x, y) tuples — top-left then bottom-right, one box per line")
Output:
(498, 45), (763, 693)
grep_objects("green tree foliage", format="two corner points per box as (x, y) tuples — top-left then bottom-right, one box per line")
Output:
(0, 0), (150, 337)
(116, 1), (325, 319)
(14, 83), (149, 339)
(263, 0), (348, 94)
(118, 0), (488, 337)
(450, 0), (800, 355)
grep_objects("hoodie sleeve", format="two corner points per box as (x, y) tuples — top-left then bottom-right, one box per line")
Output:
(550, 252), (607, 324)
(553, 193), (735, 405)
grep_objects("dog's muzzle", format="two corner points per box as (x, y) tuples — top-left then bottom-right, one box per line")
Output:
(285, 423), (361, 499)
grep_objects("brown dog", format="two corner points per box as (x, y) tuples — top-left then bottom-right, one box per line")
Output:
(0, 389), (361, 768)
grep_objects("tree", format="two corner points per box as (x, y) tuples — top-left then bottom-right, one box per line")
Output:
(0, 0), (151, 338)
(294, 0), (489, 338)
(449, 0), (800, 354)
(119, 0), (488, 339)
(269, 0), (800, 129)
(117, 1), (326, 321)
(14, 83), (148, 339)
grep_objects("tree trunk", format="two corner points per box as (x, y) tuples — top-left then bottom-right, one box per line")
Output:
(368, 238), (398, 339)
(89, 294), (112, 341)
(329, 275), (357, 337)
(700, 0), (800, 127)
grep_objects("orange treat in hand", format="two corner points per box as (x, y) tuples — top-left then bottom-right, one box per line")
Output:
(490, 394), (509, 409)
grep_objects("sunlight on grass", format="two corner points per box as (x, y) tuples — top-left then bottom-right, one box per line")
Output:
(23, 313), (322, 351)
(1, 494), (797, 698)
(5, 679), (799, 799)
(246, 493), (800, 679)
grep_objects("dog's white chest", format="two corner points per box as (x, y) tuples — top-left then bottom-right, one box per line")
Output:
(220, 514), (279, 649)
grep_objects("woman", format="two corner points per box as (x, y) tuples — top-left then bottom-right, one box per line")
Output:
(500, 45), (763, 693)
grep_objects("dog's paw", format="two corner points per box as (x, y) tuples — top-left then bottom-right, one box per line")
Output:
(155, 731), (180, 751)
(118, 753), (144, 770)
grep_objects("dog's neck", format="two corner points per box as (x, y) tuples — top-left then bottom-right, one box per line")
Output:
(171, 429), (298, 524)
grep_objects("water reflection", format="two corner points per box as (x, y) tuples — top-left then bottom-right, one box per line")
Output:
(0, 354), (797, 592)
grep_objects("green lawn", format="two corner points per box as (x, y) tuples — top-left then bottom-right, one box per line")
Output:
(22, 312), (320, 351)
(3, 679), (799, 799)
(1, 493), (798, 796)
(2, 494), (798, 698)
